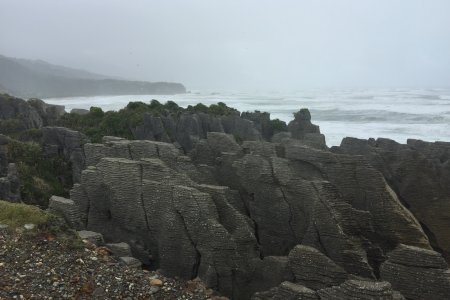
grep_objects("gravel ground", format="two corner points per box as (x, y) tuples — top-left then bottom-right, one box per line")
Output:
(0, 226), (227, 300)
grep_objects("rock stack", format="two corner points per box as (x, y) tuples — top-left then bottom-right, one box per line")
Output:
(48, 113), (450, 299)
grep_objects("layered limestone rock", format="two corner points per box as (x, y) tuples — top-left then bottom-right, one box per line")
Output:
(380, 244), (450, 300)
(42, 127), (88, 183)
(134, 111), (262, 152)
(68, 138), (259, 298)
(252, 281), (318, 300)
(336, 137), (450, 260)
(47, 107), (450, 299)
(57, 130), (441, 299)
(208, 136), (429, 281)
(0, 93), (64, 130)
(317, 280), (405, 300)
(287, 108), (327, 149)
(288, 245), (349, 290)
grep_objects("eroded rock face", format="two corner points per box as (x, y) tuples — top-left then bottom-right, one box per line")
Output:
(380, 244), (450, 300)
(317, 280), (405, 300)
(42, 127), (88, 183)
(133, 111), (262, 152)
(335, 137), (450, 260)
(68, 138), (259, 298)
(288, 245), (349, 290)
(252, 281), (318, 300)
(287, 108), (326, 149)
(0, 94), (65, 130)
(57, 130), (446, 299)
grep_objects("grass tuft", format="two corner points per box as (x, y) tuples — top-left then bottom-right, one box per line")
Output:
(0, 200), (51, 227)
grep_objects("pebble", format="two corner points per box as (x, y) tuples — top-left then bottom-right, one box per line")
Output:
(23, 224), (36, 230)
(150, 278), (163, 286)
(0, 228), (220, 299)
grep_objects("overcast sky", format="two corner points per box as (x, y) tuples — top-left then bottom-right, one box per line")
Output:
(1, 0), (450, 91)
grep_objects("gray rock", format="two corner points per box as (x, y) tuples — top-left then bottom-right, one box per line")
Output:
(119, 256), (142, 269)
(336, 137), (450, 261)
(42, 126), (88, 183)
(380, 244), (450, 300)
(252, 281), (318, 300)
(288, 245), (348, 290)
(105, 242), (132, 257)
(317, 280), (405, 300)
(77, 230), (104, 245)
(48, 195), (84, 229)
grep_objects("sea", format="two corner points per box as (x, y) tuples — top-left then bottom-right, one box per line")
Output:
(45, 88), (450, 146)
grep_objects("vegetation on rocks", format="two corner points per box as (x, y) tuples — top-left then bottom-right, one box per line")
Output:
(7, 139), (72, 207)
(57, 100), (248, 143)
(0, 200), (51, 227)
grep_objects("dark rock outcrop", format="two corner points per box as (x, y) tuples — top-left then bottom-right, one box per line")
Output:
(288, 245), (349, 290)
(55, 130), (441, 299)
(317, 280), (405, 300)
(134, 111), (262, 152)
(380, 244), (450, 300)
(42, 127), (88, 183)
(252, 281), (318, 300)
(287, 108), (326, 149)
(335, 137), (450, 260)
(0, 94), (66, 136)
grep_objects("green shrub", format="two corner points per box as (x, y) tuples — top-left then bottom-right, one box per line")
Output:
(7, 139), (72, 207)
(270, 119), (287, 132)
(0, 119), (25, 136)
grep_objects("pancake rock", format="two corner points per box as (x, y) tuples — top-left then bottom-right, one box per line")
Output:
(380, 244), (450, 300)
(335, 137), (450, 261)
(51, 110), (449, 299)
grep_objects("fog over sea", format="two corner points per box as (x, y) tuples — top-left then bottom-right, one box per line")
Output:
(46, 88), (450, 146)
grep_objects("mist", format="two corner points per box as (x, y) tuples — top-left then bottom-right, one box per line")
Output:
(1, 0), (450, 91)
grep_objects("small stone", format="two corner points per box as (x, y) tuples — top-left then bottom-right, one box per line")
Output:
(0, 224), (9, 230)
(150, 278), (163, 286)
(119, 257), (141, 269)
(23, 224), (35, 230)
(92, 287), (106, 297)
(77, 230), (104, 245)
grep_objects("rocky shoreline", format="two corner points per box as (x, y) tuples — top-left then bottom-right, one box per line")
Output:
(1, 93), (450, 299)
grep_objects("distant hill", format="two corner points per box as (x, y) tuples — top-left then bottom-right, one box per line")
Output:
(0, 54), (186, 98)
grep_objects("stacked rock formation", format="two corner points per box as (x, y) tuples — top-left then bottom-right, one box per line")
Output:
(335, 137), (450, 261)
(48, 109), (450, 299)
(0, 93), (64, 130)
